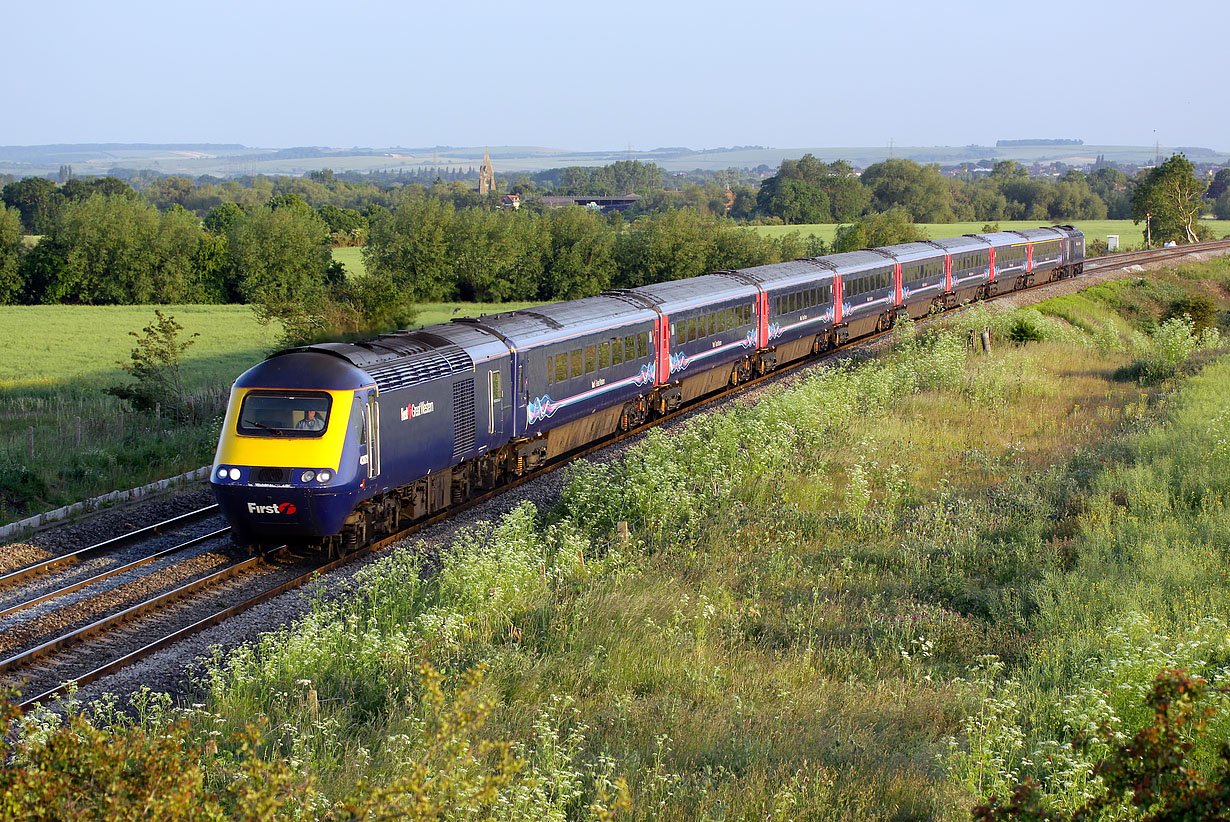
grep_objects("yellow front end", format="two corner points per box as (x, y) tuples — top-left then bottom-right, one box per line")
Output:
(213, 387), (357, 470)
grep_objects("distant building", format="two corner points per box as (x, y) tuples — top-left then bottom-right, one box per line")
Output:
(539, 194), (641, 212)
(501, 194), (521, 210)
(478, 149), (495, 195)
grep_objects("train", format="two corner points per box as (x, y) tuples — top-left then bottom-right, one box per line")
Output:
(210, 225), (1085, 552)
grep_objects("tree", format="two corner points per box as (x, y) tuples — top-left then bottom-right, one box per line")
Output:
(228, 198), (336, 309)
(1216, 190), (1230, 222)
(1, 176), (62, 234)
(1205, 167), (1230, 202)
(0, 203), (23, 304)
(832, 207), (925, 252)
(541, 206), (617, 300)
(35, 193), (161, 303)
(106, 310), (199, 420)
(363, 197), (456, 302)
(859, 159), (957, 222)
(756, 177), (831, 224)
(614, 210), (717, 288)
(1133, 154), (1206, 244)
(203, 201), (245, 235)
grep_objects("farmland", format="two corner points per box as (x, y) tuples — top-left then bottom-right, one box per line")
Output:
(752, 218), (1230, 247)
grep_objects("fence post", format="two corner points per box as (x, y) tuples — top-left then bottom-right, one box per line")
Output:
(980, 327), (993, 354)
(28, 426), (34, 462)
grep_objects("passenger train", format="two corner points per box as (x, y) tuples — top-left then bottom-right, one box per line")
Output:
(211, 225), (1085, 552)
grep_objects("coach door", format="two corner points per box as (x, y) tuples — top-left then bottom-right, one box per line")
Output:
(363, 393), (380, 480)
(488, 368), (506, 437)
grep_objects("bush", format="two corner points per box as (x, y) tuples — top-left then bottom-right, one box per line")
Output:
(1005, 309), (1050, 343)
(1165, 293), (1219, 333)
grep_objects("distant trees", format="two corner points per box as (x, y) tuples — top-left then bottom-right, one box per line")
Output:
(363, 204), (806, 302)
(0, 203), (22, 304)
(1, 177), (62, 234)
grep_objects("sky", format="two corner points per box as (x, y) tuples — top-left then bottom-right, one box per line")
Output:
(2, 0), (1224, 152)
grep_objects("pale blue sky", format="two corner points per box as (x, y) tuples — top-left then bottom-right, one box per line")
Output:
(3, 0), (1223, 151)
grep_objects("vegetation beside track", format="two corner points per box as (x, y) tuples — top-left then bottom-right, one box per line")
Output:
(7, 258), (1230, 819)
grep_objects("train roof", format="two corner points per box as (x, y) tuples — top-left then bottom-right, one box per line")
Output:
(732, 258), (842, 288)
(265, 328), (498, 394)
(1012, 227), (1067, 242)
(872, 242), (945, 263)
(466, 294), (657, 349)
(237, 350), (375, 392)
(619, 273), (758, 312)
(928, 236), (991, 253)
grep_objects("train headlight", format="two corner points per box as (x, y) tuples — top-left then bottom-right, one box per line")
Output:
(300, 470), (316, 483)
(228, 468), (241, 481)
(216, 467), (228, 480)
(316, 470), (332, 483)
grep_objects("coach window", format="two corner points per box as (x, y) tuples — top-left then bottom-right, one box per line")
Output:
(584, 345), (597, 373)
(599, 342), (610, 369)
(687, 317), (696, 342)
(611, 337), (623, 365)
(624, 335), (636, 362)
(707, 312), (716, 336)
(636, 332), (648, 359)
(570, 348), (583, 378)
(554, 353), (568, 383)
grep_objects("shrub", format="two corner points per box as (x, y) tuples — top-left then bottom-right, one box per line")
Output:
(1165, 293), (1218, 333)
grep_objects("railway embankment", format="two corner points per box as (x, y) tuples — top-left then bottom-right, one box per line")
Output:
(7, 256), (1230, 820)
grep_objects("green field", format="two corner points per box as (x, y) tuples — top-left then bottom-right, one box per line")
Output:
(331, 245), (367, 278)
(751, 219), (1230, 247)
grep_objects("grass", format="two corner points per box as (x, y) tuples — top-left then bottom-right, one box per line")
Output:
(330, 245), (366, 278)
(751, 219), (1230, 247)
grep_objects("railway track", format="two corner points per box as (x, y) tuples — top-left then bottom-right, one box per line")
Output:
(9, 238), (1229, 710)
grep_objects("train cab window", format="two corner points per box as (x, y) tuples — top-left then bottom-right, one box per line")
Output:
(554, 353), (568, 383)
(599, 342), (610, 369)
(636, 332), (648, 358)
(349, 396), (366, 446)
(570, 348), (583, 378)
(238, 391), (332, 438)
(611, 337), (623, 365)
(624, 335), (636, 362)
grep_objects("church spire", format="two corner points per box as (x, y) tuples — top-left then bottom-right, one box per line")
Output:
(478, 149), (494, 195)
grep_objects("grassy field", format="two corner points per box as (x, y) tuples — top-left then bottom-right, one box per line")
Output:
(331, 245), (367, 278)
(751, 219), (1230, 246)
(14, 258), (1219, 818)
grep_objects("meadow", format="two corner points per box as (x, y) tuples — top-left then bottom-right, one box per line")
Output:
(751, 219), (1230, 247)
(10, 259), (1225, 818)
